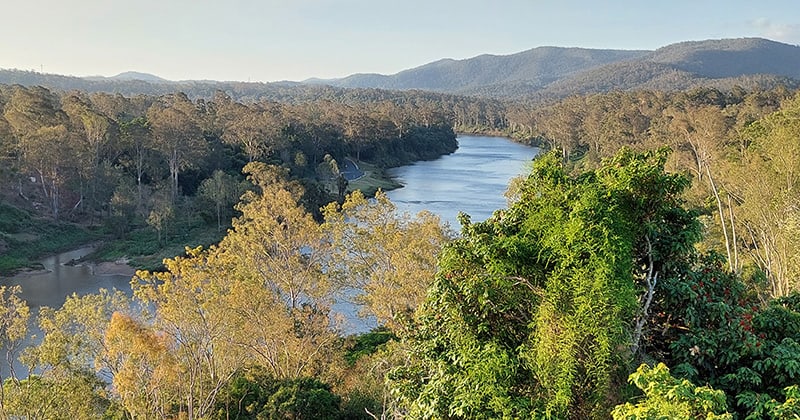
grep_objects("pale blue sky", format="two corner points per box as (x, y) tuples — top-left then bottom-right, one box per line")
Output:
(2, 0), (799, 82)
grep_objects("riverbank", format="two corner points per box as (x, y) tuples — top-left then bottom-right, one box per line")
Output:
(8, 244), (137, 279)
(0, 203), (100, 276)
(92, 258), (137, 276)
(345, 161), (403, 196)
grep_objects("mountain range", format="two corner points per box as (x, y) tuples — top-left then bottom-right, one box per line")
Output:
(1, 37), (799, 100)
(315, 38), (800, 98)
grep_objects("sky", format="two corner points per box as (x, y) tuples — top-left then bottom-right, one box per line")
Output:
(2, 0), (799, 83)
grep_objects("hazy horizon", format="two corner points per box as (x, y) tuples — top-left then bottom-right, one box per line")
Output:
(1, 0), (799, 83)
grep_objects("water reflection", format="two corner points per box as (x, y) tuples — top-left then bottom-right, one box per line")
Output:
(0, 247), (132, 377)
(3, 247), (132, 309)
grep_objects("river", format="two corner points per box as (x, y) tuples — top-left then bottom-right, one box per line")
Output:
(3, 247), (132, 309)
(386, 135), (538, 228)
(1, 135), (537, 369)
(335, 135), (538, 332)
(1, 246), (133, 377)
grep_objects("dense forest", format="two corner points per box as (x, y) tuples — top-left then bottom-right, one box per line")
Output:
(0, 84), (458, 272)
(2, 79), (800, 419)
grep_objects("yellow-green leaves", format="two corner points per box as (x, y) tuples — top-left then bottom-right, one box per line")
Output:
(0, 285), (29, 377)
(323, 189), (451, 332)
(612, 363), (732, 420)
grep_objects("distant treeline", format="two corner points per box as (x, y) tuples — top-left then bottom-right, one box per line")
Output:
(0, 84), (458, 227)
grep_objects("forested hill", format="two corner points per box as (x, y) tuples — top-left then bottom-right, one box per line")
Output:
(316, 47), (648, 93)
(320, 37), (800, 98)
(537, 37), (800, 98)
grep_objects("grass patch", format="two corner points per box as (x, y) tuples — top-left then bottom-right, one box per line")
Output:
(0, 204), (33, 233)
(346, 162), (402, 197)
(0, 203), (98, 275)
(92, 213), (227, 272)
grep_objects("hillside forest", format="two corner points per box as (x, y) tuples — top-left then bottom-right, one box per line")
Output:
(2, 82), (800, 418)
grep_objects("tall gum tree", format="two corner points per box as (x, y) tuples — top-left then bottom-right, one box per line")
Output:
(146, 94), (206, 202)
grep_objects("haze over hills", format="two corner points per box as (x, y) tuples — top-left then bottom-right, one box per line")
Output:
(313, 47), (650, 93)
(84, 71), (169, 82)
(1, 37), (799, 100)
(319, 38), (800, 98)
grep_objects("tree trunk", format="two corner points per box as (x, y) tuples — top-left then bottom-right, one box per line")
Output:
(706, 165), (732, 270)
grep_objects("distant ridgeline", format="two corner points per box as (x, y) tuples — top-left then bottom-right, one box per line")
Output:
(4, 37), (799, 102)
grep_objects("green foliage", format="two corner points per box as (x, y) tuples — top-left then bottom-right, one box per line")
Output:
(736, 384), (800, 419)
(0, 202), (31, 233)
(344, 327), (396, 366)
(650, 251), (800, 417)
(391, 148), (700, 418)
(611, 363), (732, 419)
(0, 203), (96, 274)
(214, 367), (342, 420)
(2, 371), (111, 419)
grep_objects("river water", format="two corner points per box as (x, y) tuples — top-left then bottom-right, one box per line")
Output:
(335, 135), (538, 332)
(386, 135), (538, 229)
(3, 247), (131, 309)
(1, 135), (537, 367)
(1, 247), (132, 377)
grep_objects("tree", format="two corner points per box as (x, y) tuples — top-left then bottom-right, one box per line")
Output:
(645, 255), (800, 417)
(62, 93), (117, 217)
(0, 285), (29, 413)
(2, 86), (73, 215)
(323, 190), (451, 331)
(215, 162), (341, 380)
(104, 311), (179, 419)
(390, 148), (700, 418)
(2, 371), (109, 420)
(131, 162), (342, 418)
(19, 125), (75, 219)
(133, 247), (246, 420)
(147, 95), (206, 202)
(119, 116), (152, 214)
(22, 289), (131, 382)
(214, 367), (343, 420)
(222, 162), (331, 310)
(147, 190), (174, 247)
(198, 169), (241, 232)
(219, 102), (278, 162)
(8, 290), (130, 420)
(731, 94), (800, 296)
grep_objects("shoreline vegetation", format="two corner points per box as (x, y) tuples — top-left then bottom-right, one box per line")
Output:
(0, 84), (459, 276)
(0, 151), (437, 277)
(7, 144), (422, 278)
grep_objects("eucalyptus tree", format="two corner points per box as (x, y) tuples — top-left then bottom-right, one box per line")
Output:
(62, 93), (118, 217)
(198, 169), (242, 232)
(732, 93), (800, 296)
(119, 116), (152, 213)
(146, 93), (206, 202)
(323, 190), (452, 332)
(3, 86), (73, 219)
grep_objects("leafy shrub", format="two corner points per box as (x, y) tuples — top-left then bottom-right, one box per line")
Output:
(215, 367), (342, 420)
(612, 363), (732, 419)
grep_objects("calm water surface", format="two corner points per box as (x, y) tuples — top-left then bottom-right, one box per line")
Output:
(386, 135), (538, 229)
(4, 247), (131, 308)
(1, 247), (131, 377)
